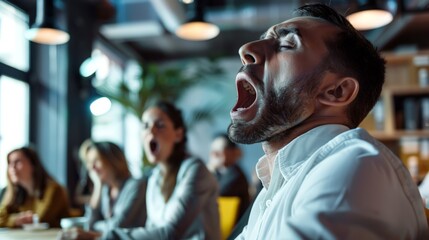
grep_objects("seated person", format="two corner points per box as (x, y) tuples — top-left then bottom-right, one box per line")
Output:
(229, 3), (428, 239)
(73, 139), (95, 209)
(209, 133), (250, 221)
(61, 101), (220, 240)
(80, 140), (147, 237)
(0, 147), (70, 227)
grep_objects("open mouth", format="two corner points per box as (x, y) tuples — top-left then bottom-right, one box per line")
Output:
(149, 139), (159, 155)
(232, 79), (257, 112)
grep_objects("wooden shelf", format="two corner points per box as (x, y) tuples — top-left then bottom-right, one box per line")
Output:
(366, 51), (429, 180)
(383, 86), (429, 96)
(369, 130), (429, 141)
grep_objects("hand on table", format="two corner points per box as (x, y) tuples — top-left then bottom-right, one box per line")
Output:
(14, 211), (33, 226)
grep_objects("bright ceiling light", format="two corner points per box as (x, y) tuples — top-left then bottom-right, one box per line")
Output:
(347, 9), (393, 30)
(90, 97), (111, 116)
(176, 21), (219, 41)
(25, 27), (69, 45)
(175, 0), (219, 41)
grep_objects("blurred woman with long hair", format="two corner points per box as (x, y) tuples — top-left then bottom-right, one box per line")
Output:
(80, 141), (147, 237)
(0, 147), (70, 227)
(61, 101), (220, 240)
(110, 101), (220, 239)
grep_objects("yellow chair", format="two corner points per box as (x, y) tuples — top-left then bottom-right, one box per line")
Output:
(218, 197), (240, 240)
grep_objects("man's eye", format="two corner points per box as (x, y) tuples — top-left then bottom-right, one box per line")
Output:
(279, 41), (295, 50)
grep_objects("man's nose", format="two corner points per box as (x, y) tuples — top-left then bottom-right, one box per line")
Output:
(239, 40), (263, 65)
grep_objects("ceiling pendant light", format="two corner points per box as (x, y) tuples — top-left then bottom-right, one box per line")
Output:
(25, 0), (70, 45)
(347, 0), (394, 31)
(175, 0), (219, 41)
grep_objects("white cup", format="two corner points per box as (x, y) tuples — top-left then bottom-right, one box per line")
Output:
(60, 217), (89, 231)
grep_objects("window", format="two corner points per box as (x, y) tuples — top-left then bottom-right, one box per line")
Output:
(89, 45), (143, 178)
(0, 1), (29, 71)
(0, 1), (30, 188)
(0, 76), (30, 188)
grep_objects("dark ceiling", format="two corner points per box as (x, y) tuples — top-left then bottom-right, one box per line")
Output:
(9, 0), (429, 62)
(99, 0), (429, 62)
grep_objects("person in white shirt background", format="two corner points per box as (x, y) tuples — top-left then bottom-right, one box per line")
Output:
(228, 3), (428, 240)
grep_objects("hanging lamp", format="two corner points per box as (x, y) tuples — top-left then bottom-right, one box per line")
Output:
(347, 0), (394, 31)
(175, 0), (219, 41)
(25, 0), (70, 45)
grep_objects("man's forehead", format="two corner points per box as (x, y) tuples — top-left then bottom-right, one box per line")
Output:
(261, 16), (340, 40)
(268, 17), (332, 33)
(274, 16), (334, 30)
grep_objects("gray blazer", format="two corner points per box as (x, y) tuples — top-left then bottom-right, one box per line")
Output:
(87, 177), (147, 234)
(109, 157), (220, 240)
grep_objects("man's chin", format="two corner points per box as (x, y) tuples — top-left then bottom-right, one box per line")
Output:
(227, 122), (265, 144)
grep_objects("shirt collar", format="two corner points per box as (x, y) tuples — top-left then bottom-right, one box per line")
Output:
(256, 124), (349, 189)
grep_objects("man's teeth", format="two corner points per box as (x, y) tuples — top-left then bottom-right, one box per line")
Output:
(237, 107), (247, 111)
(242, 82), (256, 95)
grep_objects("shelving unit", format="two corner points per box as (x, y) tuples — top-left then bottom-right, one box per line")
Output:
(360, 51), (429, 183)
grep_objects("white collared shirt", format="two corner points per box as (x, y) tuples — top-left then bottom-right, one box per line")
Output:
(237, 125), (428, 240)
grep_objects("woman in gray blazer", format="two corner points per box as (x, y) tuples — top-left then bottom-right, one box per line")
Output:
(111, 101), (220, 240)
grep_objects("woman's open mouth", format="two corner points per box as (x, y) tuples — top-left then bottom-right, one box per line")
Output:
(149, 139), (159, 155)
(231, 74), (258, 120)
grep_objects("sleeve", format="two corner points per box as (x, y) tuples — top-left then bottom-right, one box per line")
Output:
(86, 197), (103, 231)
(34, 180), (71, 228)
(109, 160), (218, 240)
(92, 179), (147, 233)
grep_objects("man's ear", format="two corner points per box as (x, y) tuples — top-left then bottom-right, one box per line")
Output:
(318, 77), (359, 107)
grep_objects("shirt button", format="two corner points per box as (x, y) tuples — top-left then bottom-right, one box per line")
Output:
(266, 199), (272, 208)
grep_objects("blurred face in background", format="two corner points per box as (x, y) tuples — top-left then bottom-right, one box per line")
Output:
(7, 151), (34, 186)
(85, 148), (112, 183)
(141, 107), (183, 165)
(210, 137), (241, 169)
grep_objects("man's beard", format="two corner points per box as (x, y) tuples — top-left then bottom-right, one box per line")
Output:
(228, 66), (325, 145)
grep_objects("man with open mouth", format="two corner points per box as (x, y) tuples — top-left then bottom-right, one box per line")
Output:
(229, 3), (428, 240)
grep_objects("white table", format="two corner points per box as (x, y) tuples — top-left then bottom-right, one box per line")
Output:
(0, 228), (61, 240)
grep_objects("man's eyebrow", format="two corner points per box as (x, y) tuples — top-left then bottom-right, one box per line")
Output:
(260, 27), (301, 40)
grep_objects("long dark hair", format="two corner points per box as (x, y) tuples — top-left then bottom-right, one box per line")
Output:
(150, 101), (188, 201)
(4, 147), (52, 212)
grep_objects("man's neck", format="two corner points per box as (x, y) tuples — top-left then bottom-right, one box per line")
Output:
(262, 123), (315, 155)
(262, 117), (347, 155)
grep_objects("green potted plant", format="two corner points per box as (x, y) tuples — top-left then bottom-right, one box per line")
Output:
(94, 58), (227, 170)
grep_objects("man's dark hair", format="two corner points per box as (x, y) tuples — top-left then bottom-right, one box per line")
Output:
(294, 3), (385, 127)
